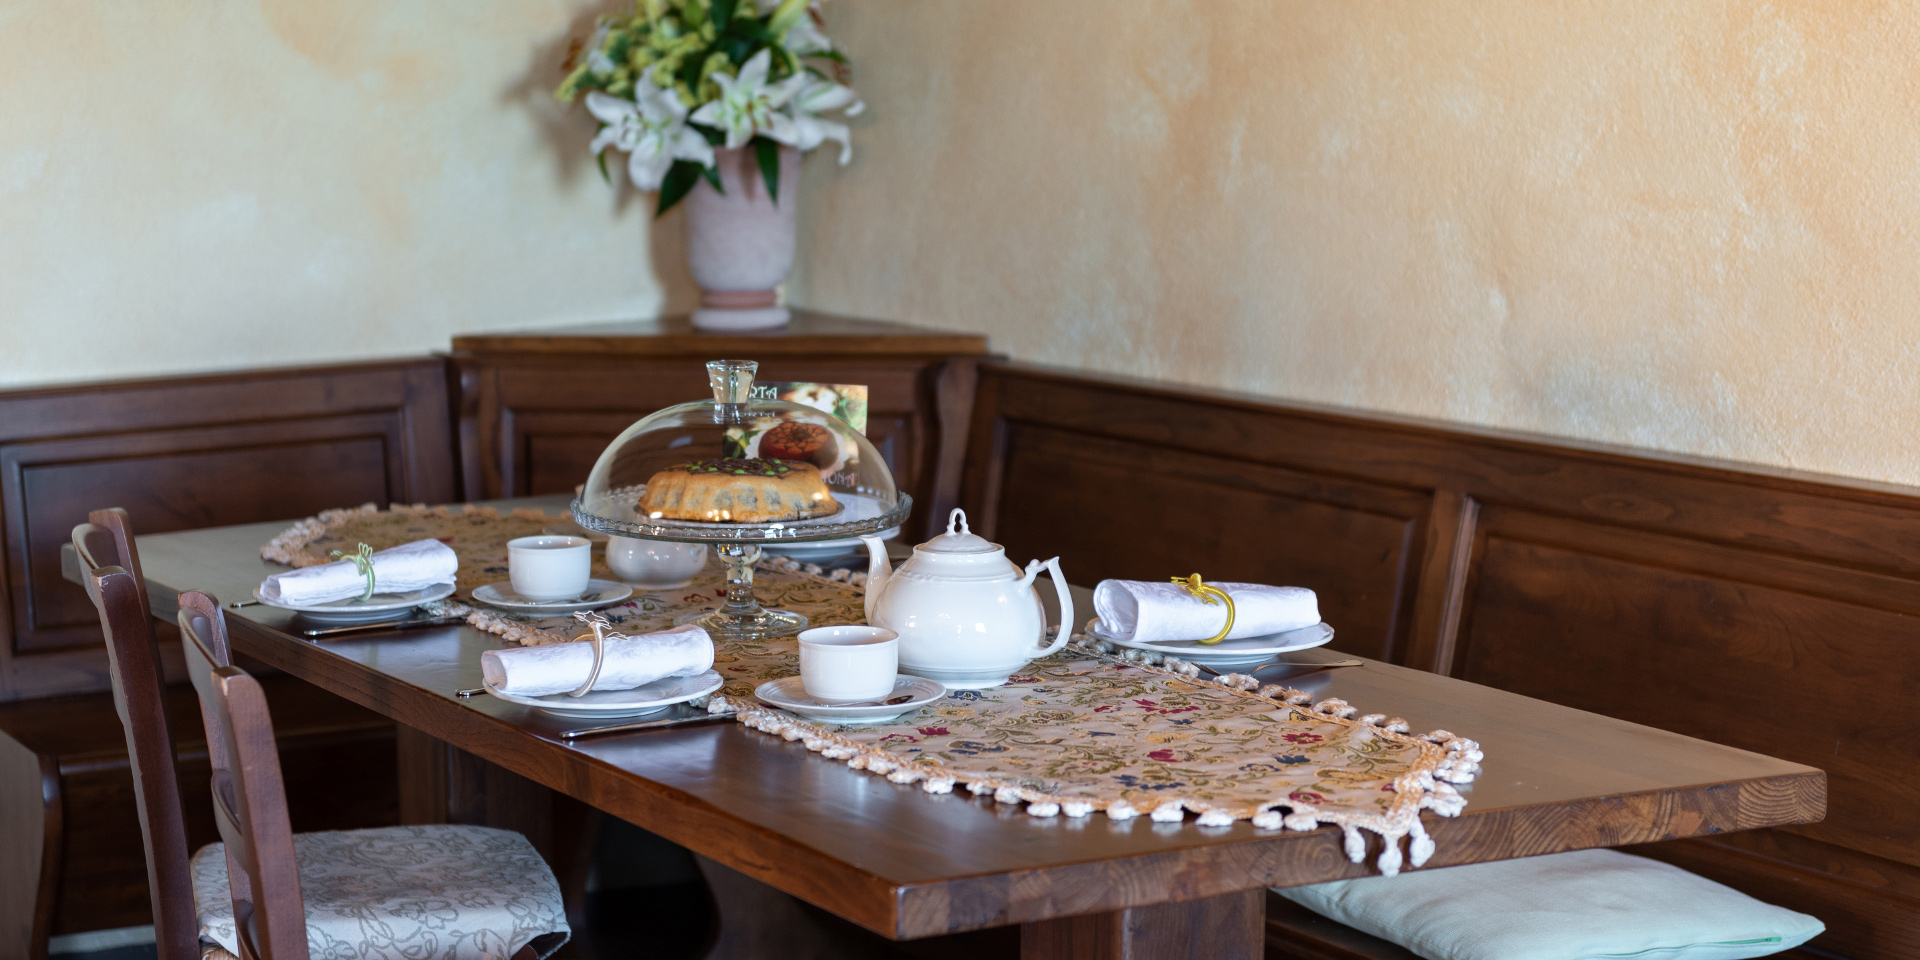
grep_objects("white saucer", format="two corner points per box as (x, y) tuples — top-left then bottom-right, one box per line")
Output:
(1087, 621), (1336, 669)
(485, 669), (724, 719)
(471, 580), (632, 614)
(754, 675), (946, 725)
(254, 583), (457, 623)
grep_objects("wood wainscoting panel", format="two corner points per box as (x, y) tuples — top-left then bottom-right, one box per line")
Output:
(989, 424), (1427, 662)
(1454, 509), (1920, 869)
(0, 359), (455, 700)
(961, 361), (1920, 959)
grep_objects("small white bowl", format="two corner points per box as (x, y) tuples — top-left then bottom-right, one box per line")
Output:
(507, 535), (592, 601)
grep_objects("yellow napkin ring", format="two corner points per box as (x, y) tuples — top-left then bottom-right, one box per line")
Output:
(328, 542), (377, 602)
(1172, 573), (1235, 645)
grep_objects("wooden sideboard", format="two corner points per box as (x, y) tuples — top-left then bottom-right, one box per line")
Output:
(448, 311), (992, 538)
(962, 361), (1918, 959)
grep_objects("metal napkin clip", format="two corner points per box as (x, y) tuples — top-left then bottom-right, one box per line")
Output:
(1172, 573), (1235, 645)
(567, 610), (617, 698)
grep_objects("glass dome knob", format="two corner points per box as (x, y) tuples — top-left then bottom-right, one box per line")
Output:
(708, 359), (758, 405)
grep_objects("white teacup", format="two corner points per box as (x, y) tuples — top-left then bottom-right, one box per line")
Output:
(507, 535), (592, 601)
(797, 626), (899, 704)
(605, 536), (708, 589)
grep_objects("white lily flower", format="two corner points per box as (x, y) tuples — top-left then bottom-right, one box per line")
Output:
(582, 23), (616, 76)
(586, 85), (715, 192)
(785, 76), (863, 163)
(688, 49), (805, 150)
(784, 16), (831, 56)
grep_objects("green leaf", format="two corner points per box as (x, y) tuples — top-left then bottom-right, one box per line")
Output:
(710, 0), (737, 33)
(753, 136), (780, 204)
(657, 160), (702, 217)
(700, 163), (723, 194)
(596, 150), (612, 185)
(720, 35), (754, 65)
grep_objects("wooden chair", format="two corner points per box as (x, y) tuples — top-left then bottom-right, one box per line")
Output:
(175, 592), (571, 960)
(72, 510), (200, 960)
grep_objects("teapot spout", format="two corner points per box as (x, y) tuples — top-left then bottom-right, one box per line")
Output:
(858, 535), (892, 624)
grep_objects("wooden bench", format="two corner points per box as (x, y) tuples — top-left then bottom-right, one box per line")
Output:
(0, 359), (455, 954)
(960, 361), (1919, 960)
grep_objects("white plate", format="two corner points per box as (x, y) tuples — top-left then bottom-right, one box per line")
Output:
(485, 669), (724, 719)
(761, 525), (899, 563)
(754, 675), (946, 725)
(253, 582), (458, 623)
(471, 579), (632, 614)
(1087, 621), (1336, 669)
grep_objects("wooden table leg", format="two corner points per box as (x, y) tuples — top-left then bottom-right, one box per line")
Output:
(1020, 889), (1265, 960)
(693, 854), (897, 960)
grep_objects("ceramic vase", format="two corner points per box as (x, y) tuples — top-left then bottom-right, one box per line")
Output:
(685, 144), (801, 330)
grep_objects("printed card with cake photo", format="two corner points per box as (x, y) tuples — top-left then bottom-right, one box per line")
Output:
(723, 382), (869, 485)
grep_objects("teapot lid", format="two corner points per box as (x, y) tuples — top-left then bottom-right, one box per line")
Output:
(916, 509), (1002, 555)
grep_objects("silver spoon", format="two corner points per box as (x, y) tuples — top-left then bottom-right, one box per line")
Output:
(519, 591), (602, 606)
(823, 693), (916, 708)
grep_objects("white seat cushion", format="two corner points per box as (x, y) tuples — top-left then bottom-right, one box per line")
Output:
(191, 824), (569, 960)
(1273, 848), (1824, 960)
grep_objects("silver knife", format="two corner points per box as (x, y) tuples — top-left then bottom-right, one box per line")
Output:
(559, 712), (737, 740)
(298, 615), (467, 639)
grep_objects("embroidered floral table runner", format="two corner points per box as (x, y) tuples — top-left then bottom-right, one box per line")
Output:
(265, 504), (1483, 875)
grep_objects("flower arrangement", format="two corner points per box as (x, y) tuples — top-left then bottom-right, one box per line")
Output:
(557, 0), (862, 216)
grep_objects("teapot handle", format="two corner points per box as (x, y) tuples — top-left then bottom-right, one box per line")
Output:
(1033, 557), (1074, 657)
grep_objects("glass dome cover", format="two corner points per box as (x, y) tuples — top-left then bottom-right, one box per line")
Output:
(572, 359), (911, 543)
(571, 359), (911, 639)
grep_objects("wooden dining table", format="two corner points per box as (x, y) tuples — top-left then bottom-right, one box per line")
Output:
(65, 497), (1826, 960)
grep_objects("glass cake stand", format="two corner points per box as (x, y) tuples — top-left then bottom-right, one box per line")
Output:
(570, 359), (912, 639)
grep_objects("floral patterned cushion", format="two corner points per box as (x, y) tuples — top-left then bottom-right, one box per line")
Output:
(191, 824), (569, 960)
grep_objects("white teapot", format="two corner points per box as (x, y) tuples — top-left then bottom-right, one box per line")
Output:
(858, 509), (1074, 689)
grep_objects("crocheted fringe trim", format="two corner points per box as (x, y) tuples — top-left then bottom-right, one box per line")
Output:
(260, 502), (570, 567)
(443, 545), (1483, 876)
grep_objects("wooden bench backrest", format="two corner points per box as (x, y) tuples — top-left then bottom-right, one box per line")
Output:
(960, 361), (1919, 958)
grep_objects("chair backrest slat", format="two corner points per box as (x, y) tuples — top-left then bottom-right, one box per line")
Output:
(73, 514), (198, 960)
(178, 593), (310, 960)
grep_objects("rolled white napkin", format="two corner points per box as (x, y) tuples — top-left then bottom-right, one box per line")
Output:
(1093, 580), (1320, 643)
(260, 539), (459, 606)
(481, 624), (714, 698)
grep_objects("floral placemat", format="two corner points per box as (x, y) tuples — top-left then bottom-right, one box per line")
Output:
(264, 505), (1483, 875)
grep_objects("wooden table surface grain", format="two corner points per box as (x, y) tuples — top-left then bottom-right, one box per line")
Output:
(72, 501), (1825, 957)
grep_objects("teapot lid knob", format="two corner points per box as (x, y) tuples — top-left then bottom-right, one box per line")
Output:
(918, 508), (1001, 555)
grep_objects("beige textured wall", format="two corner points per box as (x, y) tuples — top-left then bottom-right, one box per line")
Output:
(0, 0), (672, 388)
(794, 1), (1920, 486)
